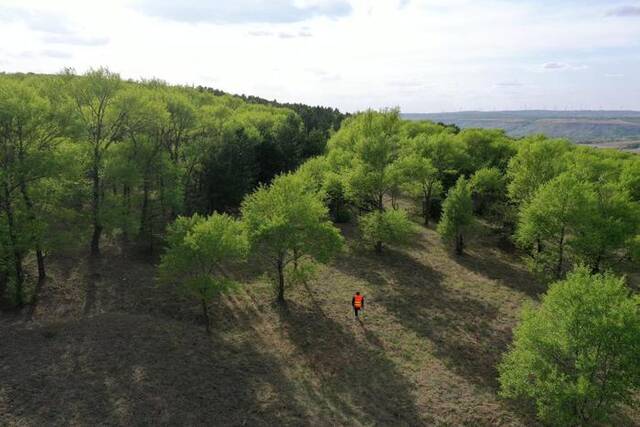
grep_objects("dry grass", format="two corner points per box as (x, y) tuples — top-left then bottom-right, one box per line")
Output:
(1, 221), (638, 426)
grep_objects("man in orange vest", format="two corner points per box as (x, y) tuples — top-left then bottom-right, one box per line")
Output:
(352, 291), (364, 319)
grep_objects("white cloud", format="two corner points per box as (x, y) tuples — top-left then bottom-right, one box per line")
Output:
(0, 0), (638, 112)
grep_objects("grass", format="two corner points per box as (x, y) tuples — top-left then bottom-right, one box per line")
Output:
(1, 220), (638, 426)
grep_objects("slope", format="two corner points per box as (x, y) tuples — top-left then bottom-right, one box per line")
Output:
(1, 221), (638, 426)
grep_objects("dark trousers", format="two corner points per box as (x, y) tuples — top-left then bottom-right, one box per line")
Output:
(354, 307), (361, 317)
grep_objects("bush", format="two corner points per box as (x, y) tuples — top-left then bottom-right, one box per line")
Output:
(360, 209), (416, 253)
(498, 266), (640, 426)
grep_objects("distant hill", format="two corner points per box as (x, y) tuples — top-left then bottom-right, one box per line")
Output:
(402, 111), (640, 144)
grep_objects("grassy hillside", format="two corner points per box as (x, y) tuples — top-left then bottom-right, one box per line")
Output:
(2, 217), (638, 426)
(403, 111), (640, 144)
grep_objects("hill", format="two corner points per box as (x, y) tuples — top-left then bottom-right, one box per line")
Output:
(2, 219), (639, 426)
(403, 111), (640, 145)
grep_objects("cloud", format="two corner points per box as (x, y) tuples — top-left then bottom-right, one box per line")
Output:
(249, 30), (312, 38)
(136, 0), (351, 24)
(0, 7), (108, 47)
(606, 6), (640, 17)
(41, 49), (73, 59)
(248, 30), (274, 37)
(496, 82), (523, 87)
(0, 7), (74, 34)
(542, 62), (588, 71)
(42, 34), (110, 46)
(543, 62), (566, 69)
(5, 49), (72, 60)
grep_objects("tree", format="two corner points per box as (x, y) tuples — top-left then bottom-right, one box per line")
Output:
(499, 266), (640, 426)
(359, 209), (416, 253)
(470, 167), (506, 220)
(515, 174), (590, 279)
(66, 68), (127, 256)
(339, 109), (403, 212)
(0, 77), (65, 304)
(241, 173), (343, 303)
(393, 153), (441, 225)
(326, 109), (418, 250)
(158, 213), (248, 334)
(507, 136), (571, 206)
(620, 158), (640, 202)
(458, 128), (515, 173)
(571, 182), (640, 273)
(437, 177), (473, 255)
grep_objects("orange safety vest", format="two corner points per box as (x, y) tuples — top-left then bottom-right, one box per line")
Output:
(354, 295), (363, 309)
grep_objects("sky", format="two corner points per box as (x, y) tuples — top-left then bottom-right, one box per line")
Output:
(0, 0), (639, 113)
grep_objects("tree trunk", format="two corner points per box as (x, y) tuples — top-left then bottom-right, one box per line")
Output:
(123, 184), (131, 243)
(140, 177), (150, 240)
(159, 176), (166, 228)
(555, 228), (565, 279)
(591, 253), (602, 274)
(423, 186), (433, 226)
(276, 257), (285, 304)
(3, 186), (24, 306)
(90, 156), (102, 257)
(201, 298), (211, 335)
(455, 232), (464, 255)
(19, 181), (46, 283)
(375, 240), (383, 254)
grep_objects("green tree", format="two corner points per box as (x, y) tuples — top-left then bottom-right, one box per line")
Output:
(507, 136), (571, 206)
(515, 174), (590, 279)
(458, 128), (515, 173)
(499, 266), (640, 426)
(158, 213), (248, 334)
(469, 166), (506, 219)
(241, 173), (343, 303)
(359, 209), (416, 252)
(437, 177), (473, 255)
(571, 182), (640, 273)
(0, 77), (66, 304)
(620, 158), (640, 202)
(393, 153), (441, 225)
(66, 68), (127, 256)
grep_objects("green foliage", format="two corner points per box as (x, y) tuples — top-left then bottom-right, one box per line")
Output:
(470, 167), (506, 219)
(507, 136), (571, 205)
(241, 173), (343, 302)
(359, 209), (416, 252)
(620, 158), (640, 202)
(516, 172), (640, 278)
(458, 128), (516, 173)
(515, 174), (590, 279)
(437, 177), (474, 254)
(328, 109), (403, 211)
(393, 151), (441, 225)
(499, 266), (640, 426)
(158, 213), (248, 332)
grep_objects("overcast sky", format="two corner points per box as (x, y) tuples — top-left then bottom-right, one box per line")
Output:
(1, 0), (639, 112)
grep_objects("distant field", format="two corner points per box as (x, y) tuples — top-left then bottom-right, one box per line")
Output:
(403, 111), (640, 146)
(579, 140), (640, 152)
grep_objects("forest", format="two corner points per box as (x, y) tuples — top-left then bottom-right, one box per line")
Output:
(1, 69), (640, 426)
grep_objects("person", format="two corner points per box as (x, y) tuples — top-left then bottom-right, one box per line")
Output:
(352, 291), (364, 319)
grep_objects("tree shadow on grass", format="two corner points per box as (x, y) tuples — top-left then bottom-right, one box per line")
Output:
(277, 301), (430, 426)
(453, 247), (545, 299)
(332, 246), (538, 423)
(0, 313), (309, 426)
